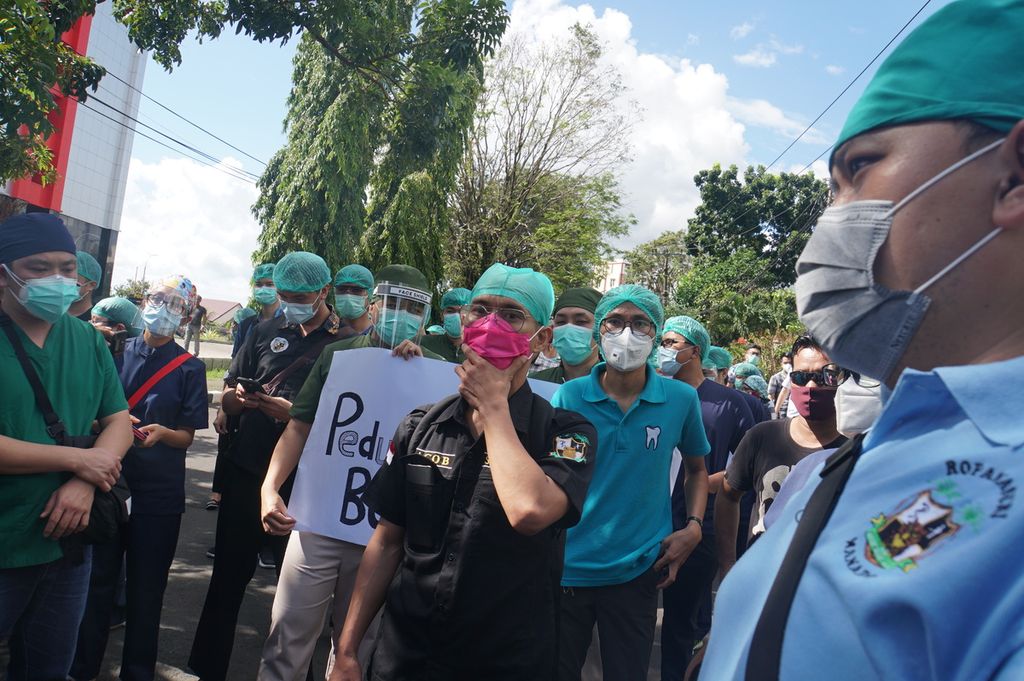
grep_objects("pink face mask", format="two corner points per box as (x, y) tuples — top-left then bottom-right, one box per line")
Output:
(462, 314), (533, 369)
(789, 384), (837, 421)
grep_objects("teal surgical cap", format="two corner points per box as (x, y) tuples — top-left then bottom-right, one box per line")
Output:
(835, 0), (1024, 160)
(334, 264), (374, 291)
(76, 251), (101, 284)
(706, 346), (733, 370)
(594, 284), (664, 358)
(743, 374), (770, 400)
(252, 263), (275, 282)
(664, 316), (710, 362)
(273, 252), (331, 293)
(733, 362), (763, 380)
(91, 297), (142, 336)
(471, 263), (555, 324)
(441, 288), (472, 310)
(233, 307), (257, 324)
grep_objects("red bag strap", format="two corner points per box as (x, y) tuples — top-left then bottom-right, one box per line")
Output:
(127, 353), (193, 409)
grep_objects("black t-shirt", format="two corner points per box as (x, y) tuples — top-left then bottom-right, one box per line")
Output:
(725, 418), (847, 542)
(364, 384), (597, 680)
(225, 308), (351, 476)
(188, 305), (206, 328)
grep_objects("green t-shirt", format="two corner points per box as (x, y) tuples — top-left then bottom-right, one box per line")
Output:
(531, 364), (567, 384)
(290, 334), (445, 422)
(0, 315), (128, 568)
(420, 333), (464, 364)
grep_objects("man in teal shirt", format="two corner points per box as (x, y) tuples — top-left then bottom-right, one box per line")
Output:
(702, 1), (1024, 679)
(0, 212), (131, 680)
(552, 284), (709, 681)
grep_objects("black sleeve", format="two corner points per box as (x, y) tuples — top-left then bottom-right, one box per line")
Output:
(226, 323), (259, 383)
(538, 407), (599, 529)
(363, 406), (429, 527)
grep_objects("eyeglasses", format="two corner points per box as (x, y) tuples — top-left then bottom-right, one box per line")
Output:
(601, 317), (654, 338)
(145, 293), (186, 316)
(789, 363), (850, 388)
(661, 338), (696, 350)
(335, 285), (366, 296)
(464, 303), (528, 332)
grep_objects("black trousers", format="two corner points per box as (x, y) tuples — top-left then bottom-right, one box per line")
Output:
(189, 458), (290, 681)
(557, 568), (659, 681)
(660, 537), (718, 681)
(71, 513), (182, 681)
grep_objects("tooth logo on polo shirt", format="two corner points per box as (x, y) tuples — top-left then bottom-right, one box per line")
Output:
(842, 458), (1015, 578)
(270, 337), (289, 353)
(645, 426), (661, 450)
(551, 434), (590, 463)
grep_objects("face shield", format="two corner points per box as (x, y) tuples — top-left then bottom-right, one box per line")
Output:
(372, 281), (432, 348)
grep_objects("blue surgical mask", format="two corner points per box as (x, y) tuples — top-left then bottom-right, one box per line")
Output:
(254, 286), (278, 305)
(2, 265), (79, 323)
(443, 312), (462, 338)
(658, 346), (684, 377)
(376, 310), (422, 347)
(280, 300), (318, 325)
(336, 294), (367, 320)
(552, 324), (594, 366)
(142, 304), (182, 337)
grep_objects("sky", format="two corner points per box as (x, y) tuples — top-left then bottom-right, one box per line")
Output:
(111, 0), (951, 303)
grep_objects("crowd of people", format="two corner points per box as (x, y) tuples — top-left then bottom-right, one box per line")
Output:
(1, 0), (1022, 679)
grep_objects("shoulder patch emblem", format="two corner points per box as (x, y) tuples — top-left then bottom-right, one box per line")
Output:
(270, 337), (289, 353)
(865, 491), (959, 572)
(551, 433), (590, 463)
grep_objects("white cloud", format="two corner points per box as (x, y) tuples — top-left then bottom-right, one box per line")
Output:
(508, 0), (749, 246)
(786, 159), (830, 180)
(730, 22), (754, 40)
(112, 157), (260, 304)
(733, 47), (777, 68)
(727, 98), (830, 145)
(686, 33), (700, 46)
(825, 64), (845, 76)
(767, 38), (804, 55)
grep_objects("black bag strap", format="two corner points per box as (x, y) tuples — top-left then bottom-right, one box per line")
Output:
(0, 314), (68, 445)
(745, 432), (867, 681)
(262, 331), (340, 397)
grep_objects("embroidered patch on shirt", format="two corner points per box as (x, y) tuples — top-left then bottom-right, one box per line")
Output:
(551, 433), (590, 463)
(414, 447), (455, 471)
(270, 337), (289, 353)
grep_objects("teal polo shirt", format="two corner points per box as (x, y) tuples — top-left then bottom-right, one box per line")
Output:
(552, 363), (710, 587)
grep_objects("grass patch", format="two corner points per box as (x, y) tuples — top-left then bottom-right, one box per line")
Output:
(206, 368), (226, 383)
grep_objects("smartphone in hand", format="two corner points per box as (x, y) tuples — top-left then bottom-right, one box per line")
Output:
(132, 426), (149, 441)
(236, 377), (266, 395)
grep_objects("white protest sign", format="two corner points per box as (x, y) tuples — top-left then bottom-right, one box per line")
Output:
(288, 347), (558, 545)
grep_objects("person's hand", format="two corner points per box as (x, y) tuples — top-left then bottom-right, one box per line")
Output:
(256, 394), (293, 422)
(135, 423), (169, 448)
(213, 408), (229, 434)
(41, 478), (96, 539)
(391, 339), (423, 360)
(455, 347), (527, 421)
(654, 523), (703, 589)
(327, 653), (362, 681)
(73, 446), (122, 491)
(261, 487), (296, 535)
(235, 383), (262, 409)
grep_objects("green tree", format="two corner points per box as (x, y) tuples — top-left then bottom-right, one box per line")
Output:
(112, 278), (151, 304)
(623, 230), (689, 306)
(685, 164), (829, 287)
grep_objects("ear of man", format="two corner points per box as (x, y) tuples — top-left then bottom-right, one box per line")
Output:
(992, 120), (1024, 232)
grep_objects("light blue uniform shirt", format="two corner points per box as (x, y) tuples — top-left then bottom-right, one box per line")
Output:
(702, 356), (1024, 681)
(552, 363), (710, 587)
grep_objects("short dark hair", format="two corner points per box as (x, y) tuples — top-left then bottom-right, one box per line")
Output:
(791, 335), (824, 357)
(746, 343), (761, 351)
(781, 352), (793, 361)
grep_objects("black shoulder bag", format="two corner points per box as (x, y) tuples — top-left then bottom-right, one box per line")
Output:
(744, 433), (866, 681)
(0, 315), (130, 545)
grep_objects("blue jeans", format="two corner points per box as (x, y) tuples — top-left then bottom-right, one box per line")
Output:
(0, 546), (92, 681)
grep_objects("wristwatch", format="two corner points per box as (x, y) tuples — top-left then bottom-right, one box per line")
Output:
(686, 515), (703, 528)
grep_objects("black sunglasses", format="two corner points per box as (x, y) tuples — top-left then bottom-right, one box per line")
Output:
(790, 363), (850, 388)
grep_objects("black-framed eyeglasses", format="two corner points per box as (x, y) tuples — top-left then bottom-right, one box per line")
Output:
(661, 338), (696, 351)
(145, 293), (186, 316)
(790, 363), (850, 388)
(464, 303), (528, 332)
(335, 285), (367, 296)
(601, 317), (654, 338)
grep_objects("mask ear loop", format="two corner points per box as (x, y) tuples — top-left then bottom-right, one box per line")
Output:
(913, 226), (1003, 295)
(887, 138), (1006, 217)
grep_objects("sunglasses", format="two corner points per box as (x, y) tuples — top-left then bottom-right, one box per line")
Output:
(789, 363), (850, 388)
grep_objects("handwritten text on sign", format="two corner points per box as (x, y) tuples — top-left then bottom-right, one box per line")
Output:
(288, 347), (556, 546)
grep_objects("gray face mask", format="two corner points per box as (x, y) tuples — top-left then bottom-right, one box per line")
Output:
(795, 137), (1005, 382)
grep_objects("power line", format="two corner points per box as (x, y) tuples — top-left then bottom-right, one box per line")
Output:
(103, 70), (269, 167)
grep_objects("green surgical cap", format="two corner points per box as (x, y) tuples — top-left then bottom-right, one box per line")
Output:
(593, 284), (665, 359)
(233, 307), (257, 324)
(555, 287), (602, 315)
(835, 0), (1024, 159)
(426, 324), (445, 335)
(252, 263), (275, 282)
(334, 264), (374, 291)
(76, 251), (101, 284)
(733, 362), (763, 380)
(440, 288), (472, 309)
(706, 346), (733, 370)
(664, 315), (710, 362)
(375, 264), (430, 292)
(91, 297), (142, 336)
(743, 374), (770, 400)
(471, 263), (555, 324)
(273, 252), (331, 293)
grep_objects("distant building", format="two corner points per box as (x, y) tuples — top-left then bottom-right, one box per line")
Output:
(595, 260), (628, 293)
(1, 1), (145, 300)
(203, 299), (244, 326)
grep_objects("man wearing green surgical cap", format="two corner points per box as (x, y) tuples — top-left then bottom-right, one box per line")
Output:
(69, 250), (102, 319)
(333, 264), (375, 334)
(253, 263), (442, 680)
(250, 263), (282, 326)
(90, 296), (143, 340)
(420, 287), (472, 363)
(533, 287), (603, 385)
(552, 285), (710, 681)
(705, 346), (734, 385)
(703, 2), (1024, 678)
